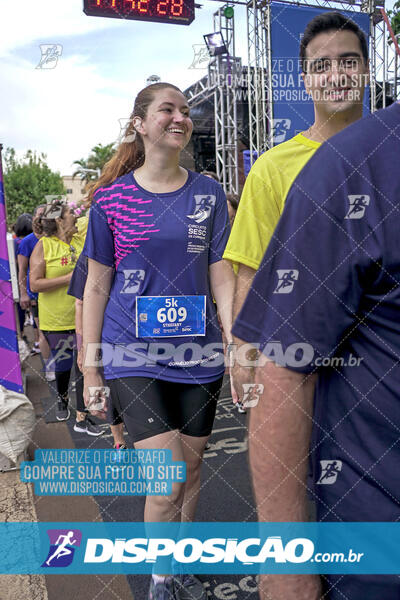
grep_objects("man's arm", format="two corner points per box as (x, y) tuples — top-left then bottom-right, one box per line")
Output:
(249, 360), (321, 600)
(231, 263), (257, 403)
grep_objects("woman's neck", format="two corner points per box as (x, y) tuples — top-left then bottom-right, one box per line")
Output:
(57, 230), (73, 245)
(134, 151), (187, 193)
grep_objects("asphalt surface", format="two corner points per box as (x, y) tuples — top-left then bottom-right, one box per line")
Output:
(26, 350), (258, 600)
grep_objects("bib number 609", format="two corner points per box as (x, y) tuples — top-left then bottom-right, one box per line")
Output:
(157, 306), (187, 323)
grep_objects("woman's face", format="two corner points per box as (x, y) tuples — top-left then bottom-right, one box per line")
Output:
(137, 88), (193, 152)
(58, 207), (78, 235)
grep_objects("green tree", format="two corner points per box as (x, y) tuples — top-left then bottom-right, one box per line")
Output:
(3, 148), (65, 225)
(387, 1), (400, 41)
(73, 142), (116, 183)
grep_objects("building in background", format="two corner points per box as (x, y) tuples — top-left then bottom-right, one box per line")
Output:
(62, 176), (86, 205)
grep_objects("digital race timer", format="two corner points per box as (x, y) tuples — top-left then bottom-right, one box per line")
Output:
(83, 0), (195, 25)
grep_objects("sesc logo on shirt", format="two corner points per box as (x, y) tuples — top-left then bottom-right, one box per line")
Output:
(121, 270), (145, 294)
(187, 195), (216, 224)
(273, 269), (299, 294)
(345, 195), (370, 219)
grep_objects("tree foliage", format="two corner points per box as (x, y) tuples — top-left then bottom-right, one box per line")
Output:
(3, 148), (65, 225)
(387, 1), (400, 41)
(73, 142), (116, 183)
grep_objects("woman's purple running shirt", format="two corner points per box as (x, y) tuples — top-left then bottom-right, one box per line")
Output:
(84, 170), (230, 384)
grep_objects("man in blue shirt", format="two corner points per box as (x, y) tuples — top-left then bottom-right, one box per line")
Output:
(232, 102), (400, 599)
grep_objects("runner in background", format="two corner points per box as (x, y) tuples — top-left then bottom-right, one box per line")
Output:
(30, 199), (100, 431)
(13, 212), (33, 338)
(232, 101), (400, 600)
(68, 223), (126, 444)
(17, 204), (55, 380)
(82, 82), (236, 600)
(225, 12), (369, 397)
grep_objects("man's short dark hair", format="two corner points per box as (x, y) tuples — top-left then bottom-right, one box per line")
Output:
(300, 11), (368, 73)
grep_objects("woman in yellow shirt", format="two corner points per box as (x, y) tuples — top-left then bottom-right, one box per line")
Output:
(30, 199), (99, 431)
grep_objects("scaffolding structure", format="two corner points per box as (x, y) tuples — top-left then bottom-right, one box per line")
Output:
(247, 0), (400, 160)
(212, 7), (241, 193)
(186, 5), (242, 194)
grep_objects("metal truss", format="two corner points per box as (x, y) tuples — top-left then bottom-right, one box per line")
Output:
(186, 5), (241, 194)
(212, 6), (241, 194)
(368, 3), (400, 108)
(247, 0), (400, 162)
(247, 0), (270, 155)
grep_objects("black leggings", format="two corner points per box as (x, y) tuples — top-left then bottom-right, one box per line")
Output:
(54, 352), (85, 412)
(42, 329), (85, 412)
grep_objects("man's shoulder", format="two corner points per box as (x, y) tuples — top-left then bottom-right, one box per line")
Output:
(316, 104), (400, 167)
(250, 134), (319, 177)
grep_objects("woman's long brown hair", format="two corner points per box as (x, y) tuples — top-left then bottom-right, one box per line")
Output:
(87, 82), (182, 204)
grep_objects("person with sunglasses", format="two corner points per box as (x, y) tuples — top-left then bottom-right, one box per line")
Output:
(30, 199), (100, 431)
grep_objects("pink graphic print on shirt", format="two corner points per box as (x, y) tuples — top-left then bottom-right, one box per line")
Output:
(96, 182), (160, 268)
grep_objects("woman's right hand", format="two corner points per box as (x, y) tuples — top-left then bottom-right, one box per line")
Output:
(83, 370), (108, 420)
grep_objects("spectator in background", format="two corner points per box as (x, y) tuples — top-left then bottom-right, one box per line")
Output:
(13, 213), (33, 337)
(30, 198), (100, 432)
(17, 205), (54, 370)
(201, 170), (219, 182)
(226, 193), (239, 228)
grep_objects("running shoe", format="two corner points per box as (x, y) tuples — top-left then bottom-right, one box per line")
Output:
(173, 575), (206, 600)
(113, 443), (128, 450)
(237, 403), (247, 414)
(148, 576), (176, 600)
(45, 368), (56, 382)
(56, 401), (70, 421)
(30, 342), (41, 355)
(74, 415), (103, 436)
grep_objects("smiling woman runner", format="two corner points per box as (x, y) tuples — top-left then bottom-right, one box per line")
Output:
(82, 82), (236, 600)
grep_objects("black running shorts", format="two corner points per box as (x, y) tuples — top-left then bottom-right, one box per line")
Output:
(108, 377), (223, 442)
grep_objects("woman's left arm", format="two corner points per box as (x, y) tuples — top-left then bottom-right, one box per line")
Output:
(209, 259), (236, 344)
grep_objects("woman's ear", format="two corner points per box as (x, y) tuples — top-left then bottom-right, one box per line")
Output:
(132, 116), (143, 134)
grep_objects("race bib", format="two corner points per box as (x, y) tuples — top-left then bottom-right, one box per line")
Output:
(136, 296), (206, 338)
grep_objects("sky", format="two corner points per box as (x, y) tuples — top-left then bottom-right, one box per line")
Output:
(0, 0), (396, 176)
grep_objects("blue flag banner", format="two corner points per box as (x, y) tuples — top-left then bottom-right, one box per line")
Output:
(0, 149), (23, 393)
(1, 522), (400, 574)
(270, 3), (370, 144)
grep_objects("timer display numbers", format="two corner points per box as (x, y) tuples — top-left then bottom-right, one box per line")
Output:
(83, 0), (195, 25)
